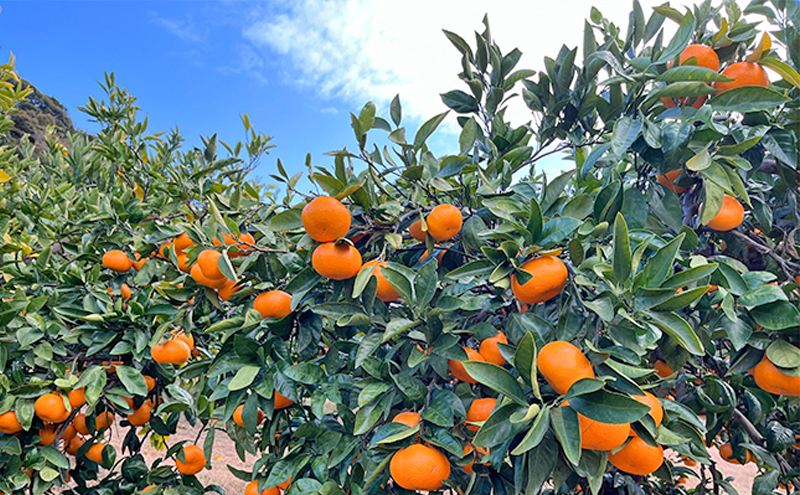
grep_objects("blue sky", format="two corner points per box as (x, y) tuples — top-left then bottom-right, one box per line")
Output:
(1, 0), (673, 188)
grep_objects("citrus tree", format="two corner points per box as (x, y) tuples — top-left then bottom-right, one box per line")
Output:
(1, 1), (800, 495)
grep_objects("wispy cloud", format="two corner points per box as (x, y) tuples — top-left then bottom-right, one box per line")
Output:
(217, 43), (269, 85)
(320, 106), (339, 115)
(241, 0), (679, 132)
(149, 11), (206, 44)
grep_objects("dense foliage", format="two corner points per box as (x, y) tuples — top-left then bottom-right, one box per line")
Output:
(0, 1), (799, 495)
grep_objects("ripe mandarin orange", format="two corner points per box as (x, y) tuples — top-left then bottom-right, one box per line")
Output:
(362, 260), (400, 302)
(448, 346), (485, 383)
(704, 195), (744, 231)
(176, 254), (191, 273)
(312, 242), (362, 280)
(679, 44), (720, 71)
(190, 264), (227, 289)
(426, 204), (462, 242)
(632, 391), (663, 426)
(61, 423), (77, 441)
(0, 411), (22, 434)
(217, 279), (240, 301)
(714, 61), (769, 93)
(302, 196), (351, 242)
(719, 442), (755, 464)
(462, 442), (490, 475)
(68, 388), (86, 409)
(654, 360), (674, 378)
(253, 290), (292, 319)
(466, 398), (496, 432)
(197, 250), (225, 280)
(393, 411), (421, 428)
(143, 375), (156, 393)
(656, 169), (689, 194)
(86, 443), (108, 463)
(233, 405), (264, 427)
(752, 356), (800, 396)
(120, 283), (132, 301)
(37, 424), (57, 445)
(133, 253), (148, 271)
(511, 256), (568, 304)
(245, 480), (279, 495)
(66, 436), (85, 455)
(409, 219), (426, 241)
(577, 411), (629, 451)
(173, 233), (194, 254)
(419, 245), (446, 265)
(608, 435), (665, 475)
(390, 443), (451, 491)
(127, 404), (151, 426)
(151, 339), (191, 365)
(479, 332), (508, 366)
(274, 391), (294, 410)
(176, 445), (207, 475)
(172, 330), (195, 350)
(35, 392), (70, 423)
(537, 341), (594, 395)
(102, 250), (133, 273)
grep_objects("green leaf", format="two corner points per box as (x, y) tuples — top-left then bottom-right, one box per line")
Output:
(74, 366), (107, 406)
(268, 208), (303, 231)
(685, 148), (711, 171)
(661, 264), (718, 288)
(527, 197), (543, 245)
(656, 9), (695, 63)
(356, 334), (383, 369)
(651, 286), (708, 311)
(710, 86), (791, 112)
(656, 66), (734, 83)
(441, 90), (479, 113)
(611, 117), (642, 156)
(612, 213), (631, 284)
(699, 180), (725, 225)
(473, 404), (528, 449)
(550, 405), (581, 466)
(568, 390), (650, 424)
(511, 406), (551, 455)
(739, 284), (788, 308)
(115, 366), (147, 397)
(414, 112), (449, 150)
(284, 363), (325, 385)
(539, 217), (582, 247)
(766, 340), (800, 368)
(461, 361), (528, 406)
(390, 94), (402, 126)
(750, 301), (800, 330)
(228, 366), (260, 391)
(444, 259), (494, 281)
(515, 332), (540, 399)
(414, 261), (437, 308)
(639, 234), (685, 288)
(526, 436), (558, 494)
(645, 310), (705, 355)
(758, 57), (800, 90)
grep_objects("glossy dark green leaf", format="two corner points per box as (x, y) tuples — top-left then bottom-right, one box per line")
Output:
(645, 310), (704, 355)
(462, 361), (527, 406)
(550, 405), (581, 465)
(710, 86), (791, 112)
(568, 390), (650, 424)
(511, 406), (551, 455)
(750, 301), (800, 330)
(738, 284), (788, 308)
(613, 212), (631, 284)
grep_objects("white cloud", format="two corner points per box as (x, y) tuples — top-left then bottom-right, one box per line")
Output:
(149, 11), (206, 44)
(217, 44), (270, 85)
(320, 106), (339, 115)
(243, 0), (686, 127)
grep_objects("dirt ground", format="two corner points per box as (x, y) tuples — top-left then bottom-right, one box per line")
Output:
(72, 421), (757, 494)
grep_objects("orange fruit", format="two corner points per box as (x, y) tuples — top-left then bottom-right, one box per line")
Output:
(68, 388), (86, 409)
(577, 411), (629, 451)
(362, 260), (400, 302)
(654, 360), (674, 378)
(679, 44), (720, 71)
(86, 442), (108, 463)
(217, 279), (240, 301)
(175, 445), (206, 475)
(277, 477), (292, 490)
(127, 404), (151, 426)
(704, 195), (744, 231)
(61, 423), (77, 441)
(143, 375), (156, 393)
(752, 356), (800, 396)
(66, 436), (85, 455)
(38, 424), (57, 445)
(683, 456), (697, 467)
(102, 250), (133, 273)
(478, 332), (508, 366)
(190, 264), (227, 289)
(34, 392), (70, 423)
(245, 480), (279, 495)
(173, 233), (194, 254)
(158, 241), (173, 258)
(632, 391), (663, 427)
(176, 254), (191, 273)
(719, 442), (755, 464)
(419, 245), (445, 265)
(197, 250), (225, 280)
(132, 253), (148, 271)
(302, 196), (351, 242)
(0, 411), (22, 434)
(119, 283), (132, 300)
(462, 442), (490, 475)
(312, 242), (362, 280)
(714, 61), (769, 93)
(608, 435), (665, 475)
(172, 330), (195, 350)
(537, 341), (595, 395)
(274, 391), (294, 410)
(656, 169), (689, 194)
(409, 219), (426, 241)
(661, 95), (706, 109)
(465, 398), (496, 432)
(151, 339), (191, 365)
(511, 256), (568, 304)
(390, 443), (451, 491)
(392, 411), (421, 428)
(74, 411), (114, 435)
(142, 485), (158, 494)
(448, 346), (485, 383)
(426, 204), (462, 242)
(253, 290), (292, 319)
(233, 405), (264, 427)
